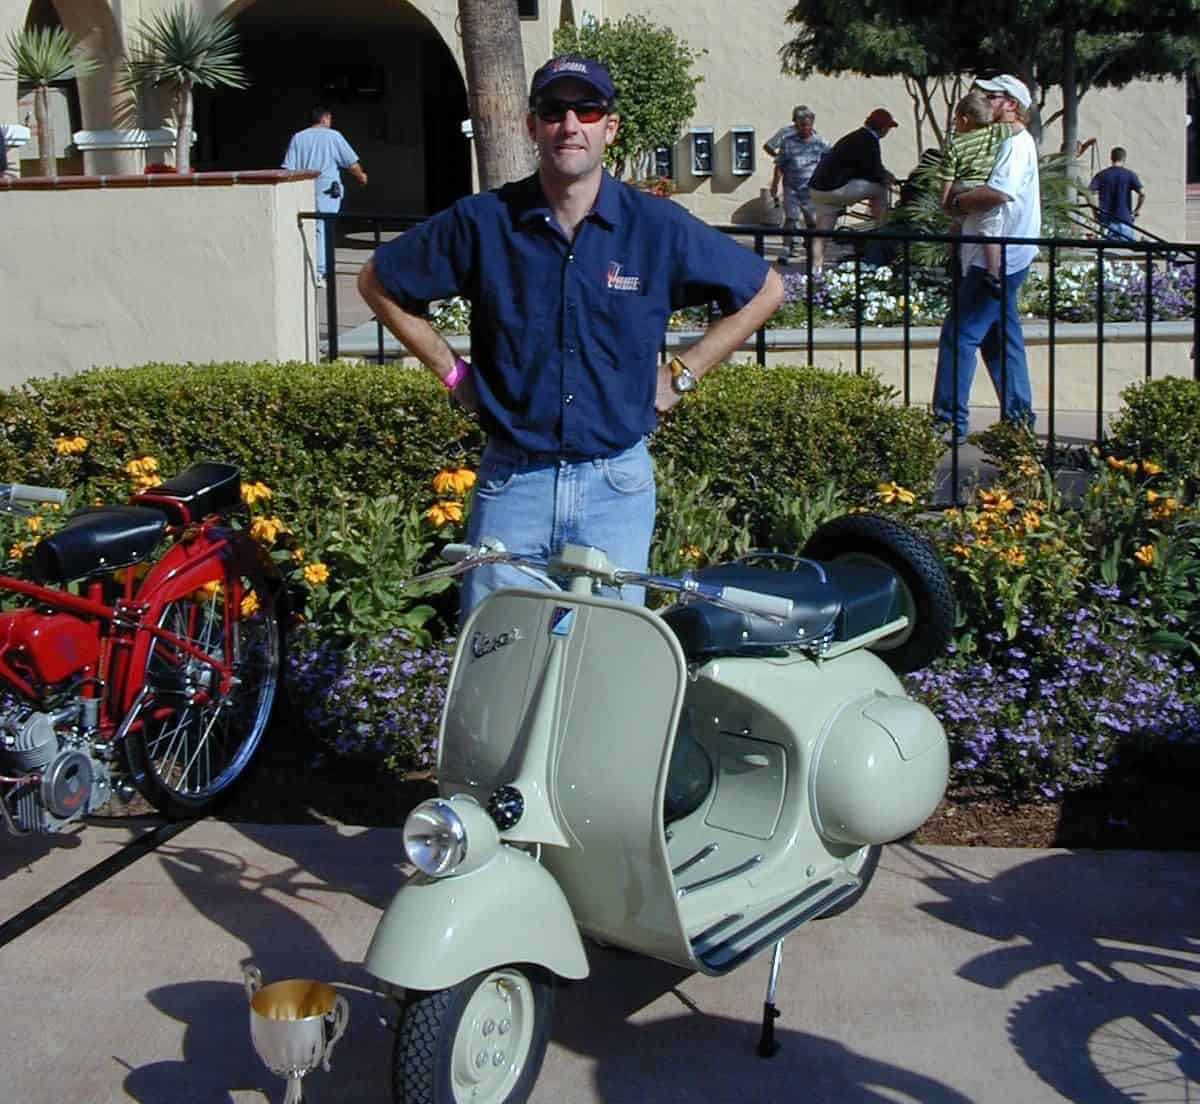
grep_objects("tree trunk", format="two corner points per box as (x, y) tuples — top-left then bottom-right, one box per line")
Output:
(34, 83), (54, 177)
(176, 79), (193, 172)
(458, 0), (535, 191)
(1059, 24), (1078, 159)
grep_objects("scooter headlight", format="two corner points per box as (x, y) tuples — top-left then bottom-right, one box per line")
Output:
(403, 799), (467, 876)
(402, 795), (501, 878)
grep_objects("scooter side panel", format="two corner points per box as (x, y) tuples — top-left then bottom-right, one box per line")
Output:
(364, 847), (589, 990)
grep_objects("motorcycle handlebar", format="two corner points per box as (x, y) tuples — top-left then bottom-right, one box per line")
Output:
(440, 543), (475, 563)
(712, 585), (793, 620)
(3, 483), (68, 507)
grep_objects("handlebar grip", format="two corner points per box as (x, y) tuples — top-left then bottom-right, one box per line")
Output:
(7, 483), (68, 507)
(718, 586), (794, 620)
(441, 543), (474, 563)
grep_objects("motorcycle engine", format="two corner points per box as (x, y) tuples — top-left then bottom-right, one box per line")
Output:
(0, 696), (111, 834)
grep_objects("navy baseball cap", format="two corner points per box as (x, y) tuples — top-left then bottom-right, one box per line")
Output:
(529, 55), (615, 106)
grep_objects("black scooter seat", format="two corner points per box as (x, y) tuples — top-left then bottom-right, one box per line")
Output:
(33, 506), (169, 583)
(662, 560), (901, 658)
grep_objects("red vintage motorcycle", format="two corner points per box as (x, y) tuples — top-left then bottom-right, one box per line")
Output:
(0, 462), (284, 834)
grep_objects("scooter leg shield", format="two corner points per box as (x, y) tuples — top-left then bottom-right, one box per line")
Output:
(364, 846), (590, 991)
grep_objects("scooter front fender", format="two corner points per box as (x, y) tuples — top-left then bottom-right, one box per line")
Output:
(364, 846), (590, 991)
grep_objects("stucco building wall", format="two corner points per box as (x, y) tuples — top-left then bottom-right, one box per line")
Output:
(0, 174), (316, 386)
(0, 0), (1188, 239)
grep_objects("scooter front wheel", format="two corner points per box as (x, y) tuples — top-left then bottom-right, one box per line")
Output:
(394, 965), (555, 1104)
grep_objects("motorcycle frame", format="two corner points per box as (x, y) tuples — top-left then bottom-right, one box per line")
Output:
(0, 513), (250, 767)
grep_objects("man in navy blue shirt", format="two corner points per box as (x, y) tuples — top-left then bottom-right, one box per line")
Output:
(359, 54), (783, 618)
(1089, 147), (1144, 241)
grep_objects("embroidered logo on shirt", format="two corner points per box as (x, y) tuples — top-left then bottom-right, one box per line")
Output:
(606, 262), (641, 292)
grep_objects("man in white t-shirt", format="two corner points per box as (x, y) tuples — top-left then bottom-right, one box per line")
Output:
(932, 74), (1040, 441)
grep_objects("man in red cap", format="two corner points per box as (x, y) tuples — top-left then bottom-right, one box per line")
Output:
(805, 108), (899, 272)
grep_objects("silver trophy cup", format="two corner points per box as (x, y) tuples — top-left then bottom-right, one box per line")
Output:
(244, 964), (349, 1104)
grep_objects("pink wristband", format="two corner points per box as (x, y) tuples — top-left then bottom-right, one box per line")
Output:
(443, 357), (469, 391)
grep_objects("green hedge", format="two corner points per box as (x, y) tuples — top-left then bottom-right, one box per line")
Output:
(0, 360), (940, 529)
(1108, 377), (1200, 488)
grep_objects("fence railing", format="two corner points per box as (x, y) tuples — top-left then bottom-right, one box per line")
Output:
(304, 210), (1199, 496)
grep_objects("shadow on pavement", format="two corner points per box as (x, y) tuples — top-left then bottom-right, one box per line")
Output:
(909, 845), (1200, 1102)
(553, 944), (973, 1104)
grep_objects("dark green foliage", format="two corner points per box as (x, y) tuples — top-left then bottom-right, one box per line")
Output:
(0, 361), (484, 517)
(1108, 376), (1200, 489)
(651, 362), (941, 541)
(0, 360), (940, 548)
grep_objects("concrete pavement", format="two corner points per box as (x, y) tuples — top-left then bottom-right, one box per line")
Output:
(2, 820), (1198, 1103)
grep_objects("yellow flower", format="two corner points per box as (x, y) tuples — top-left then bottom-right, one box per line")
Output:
(194, 579), (222, 602)
(1146, 489), (1160, 504)
(1134, 543), (1156, 567)
(425, 500), (465, 528)
(250, 516), (288, 545)
(9, 542), (24, 560)
(877, 482), (916, 505)
(240, 592), (260, 617)
(1141, 460), (1162, 476)
(124, 456), (159, 476)
(1021, 510), (1040, 531)
(972, 516), (991, 536)
(1152, 497), (1178, 521)
(679, 544), (703, 562)
(950, 543), (972, 559)
(432, 467), (477, 496)
(978, 488), (1014, 514)
(1000, 546), (1026, 566)
(240, 481), (273, 506)
(291, 547), (306, 563)
(53, 435), (88, 456)
(26, 515), (42, 533)
(303, 562), (330, 587)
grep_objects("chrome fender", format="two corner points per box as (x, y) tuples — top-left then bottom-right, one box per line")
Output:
(364, 845), (590, 991)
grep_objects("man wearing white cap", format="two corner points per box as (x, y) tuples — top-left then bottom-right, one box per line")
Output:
(932, 74), (1040, 442)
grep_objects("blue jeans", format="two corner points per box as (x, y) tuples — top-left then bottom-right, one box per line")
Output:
(461, 438), (656, 621)
(933, 265), (1034, 437)
(1101, 218), (1135, 242)
(314, 186), (342, 277)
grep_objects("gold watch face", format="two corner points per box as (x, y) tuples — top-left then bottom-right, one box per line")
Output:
(670, 359), (697, 393)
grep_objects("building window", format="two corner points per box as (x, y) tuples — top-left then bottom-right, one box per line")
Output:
(653, 144), (674, 180)
(518, 0), (539, 18)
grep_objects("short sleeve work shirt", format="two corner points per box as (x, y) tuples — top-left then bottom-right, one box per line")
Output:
(281, 127), (359, 190)
(372, 171), (770, 459)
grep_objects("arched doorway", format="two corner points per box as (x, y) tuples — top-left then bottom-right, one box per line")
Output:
(21, 0), (124, 172)
(197, 0), (471, 214)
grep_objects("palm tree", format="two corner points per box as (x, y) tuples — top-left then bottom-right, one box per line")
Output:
(0, 26), (99, 177)
(123, 4), (247, 174)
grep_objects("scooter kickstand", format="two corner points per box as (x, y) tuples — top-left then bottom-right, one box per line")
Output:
(756, 940), (784, 1058)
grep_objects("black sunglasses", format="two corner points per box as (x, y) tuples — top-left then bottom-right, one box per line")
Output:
(533, 98), (610, 124)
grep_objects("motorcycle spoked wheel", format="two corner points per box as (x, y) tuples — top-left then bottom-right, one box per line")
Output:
(803, 512), (955, 674)
(121, 567), (282, 818)
(394, 966), (555, 1104)
(816, 843), (882, 918)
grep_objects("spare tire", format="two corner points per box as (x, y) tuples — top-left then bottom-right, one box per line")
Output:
(803, 513), (955, 673)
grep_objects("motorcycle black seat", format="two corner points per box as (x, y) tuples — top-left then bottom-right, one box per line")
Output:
(661, 561), (901, 657)
(138, 461), (242, 523)
(33, 506), (169, 583)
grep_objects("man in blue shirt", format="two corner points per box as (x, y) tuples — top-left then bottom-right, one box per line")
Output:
(1089, 147), (1144, 242)
(282, 106), (367, 286)
(358, 54), (783, 618)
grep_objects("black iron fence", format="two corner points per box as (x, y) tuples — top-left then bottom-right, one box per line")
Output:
(304, 210), (1200, 470)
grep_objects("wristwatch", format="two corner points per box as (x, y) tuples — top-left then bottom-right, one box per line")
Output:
(669, 356), (698, 395)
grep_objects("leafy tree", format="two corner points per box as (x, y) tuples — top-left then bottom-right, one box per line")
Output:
(553, 15), (705, 180)
(122, 3), (247, 173)
(0, 26), (99, 177)
(458, 0), (535, 190)
(780, 0), (1200, 156)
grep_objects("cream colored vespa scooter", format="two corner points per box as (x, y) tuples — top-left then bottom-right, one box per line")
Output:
(365, 513), (954, 1104)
